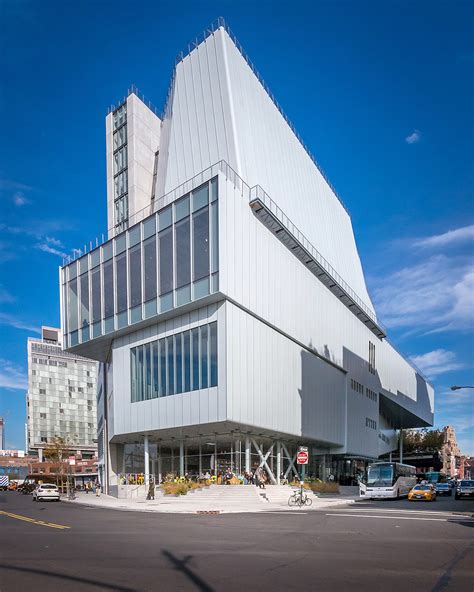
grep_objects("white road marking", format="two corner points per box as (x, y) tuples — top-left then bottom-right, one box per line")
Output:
(344, 507), (471, 517)
(326, 513), (474, 523)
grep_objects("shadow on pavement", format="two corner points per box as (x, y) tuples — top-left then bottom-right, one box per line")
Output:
(0, 564), (137, 591)
(162, 549), (215, 592)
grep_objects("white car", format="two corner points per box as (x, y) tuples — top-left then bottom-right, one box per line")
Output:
(32, 484), (60, 502)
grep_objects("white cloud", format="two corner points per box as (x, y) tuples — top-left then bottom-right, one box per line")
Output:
(36, 243), (67, 258)
(414, 225), (474, 248)
(405, 129), (421, 144)
(45, 236), (64, 247)
(0, 312), (41, 334)
(13, 192), (31, 206)
(410, 349), (465, 378)
(372, 254), (474, 332)
(0, 286), (15, 303)
(0, 358), (28, 390)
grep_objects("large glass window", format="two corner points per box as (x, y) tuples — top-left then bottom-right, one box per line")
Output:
(115, 170), (128, 198)
(130, 322), (217, 402)
(80, 273), (89, 327)
(129, 245), (142, 308)
(145, 343), (152, 400)
(200, 325), (208, 389)
(152, 342), (159, 398)
(116, 252), (127, 313)
(68, 279), (78, 332)
(115, 195), (128, 225)
(159, 228), (173, 295)
(144, 236), (157, 302)
(184, 331), (191, 392)
(91, 267), (102, 323)
(175, 333), (182, 394)
(103, 260), (114, 318)
(65, 176), (219, 338)
(114, 145), (127, 174)
(175, 217), (190, 288)
(167, 336), (174, 395)
(210, 322), (218, 387)
(159, 339), (166, 397)
(192, 328), (199, 390)
(193, 206), (209, 281)
(211, 202), (219, 274)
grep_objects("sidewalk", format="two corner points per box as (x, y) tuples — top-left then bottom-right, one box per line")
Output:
(64, 485), (356, 514)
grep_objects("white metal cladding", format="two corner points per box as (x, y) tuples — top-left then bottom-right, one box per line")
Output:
(109, 303), (225, 438)
(225, 301), (347, 447)
(156, 26), (375, 315)
(218, 175), (434, 428)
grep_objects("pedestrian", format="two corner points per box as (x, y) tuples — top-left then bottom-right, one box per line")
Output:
(95, 481), (101, 497)
(146, 478), (155, 500)
(85, 481), (90, 494)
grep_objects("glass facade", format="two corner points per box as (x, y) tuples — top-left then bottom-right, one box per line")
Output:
(113, 103), (128, 231)
(62, 178), (219, 348)
(130, 322), (218, 403)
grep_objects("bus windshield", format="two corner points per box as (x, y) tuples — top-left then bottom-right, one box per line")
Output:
(367, 464), (394, 487)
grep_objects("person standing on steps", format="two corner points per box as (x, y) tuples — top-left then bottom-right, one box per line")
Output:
(147, 478), (155, 500)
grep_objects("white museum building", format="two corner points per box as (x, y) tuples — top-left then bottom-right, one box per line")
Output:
(59, 19), (434, 494)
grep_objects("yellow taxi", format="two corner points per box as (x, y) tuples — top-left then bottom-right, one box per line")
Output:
(408, 484), (436, 502)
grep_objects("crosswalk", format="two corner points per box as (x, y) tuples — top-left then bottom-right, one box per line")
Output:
(323, 506), (474, 523)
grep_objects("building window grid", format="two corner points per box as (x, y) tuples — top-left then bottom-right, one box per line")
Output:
(365, 387), (377, 402)
(130, 322), (217, 403)
(366, 417), (377, 430)
(65, 178), (219, 345)
(369, 341), (376, 375)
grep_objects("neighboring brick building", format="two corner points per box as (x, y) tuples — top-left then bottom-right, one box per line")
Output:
(441, 426), (462, 478)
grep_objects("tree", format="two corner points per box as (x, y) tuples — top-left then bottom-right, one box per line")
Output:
(403, 429), (445, 453)
(44, 437), (73, 489)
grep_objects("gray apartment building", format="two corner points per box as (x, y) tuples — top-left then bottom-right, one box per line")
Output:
(27, 326), (98, 460)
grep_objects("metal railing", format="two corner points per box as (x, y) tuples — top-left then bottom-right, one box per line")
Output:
(249, 184), (381, 330)
(62, 160), (246, 266)
(107, 84), (161, 118)
(167, 17), (349, 214)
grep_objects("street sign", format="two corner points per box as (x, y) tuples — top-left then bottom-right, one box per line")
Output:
(297, 446), (309, 465)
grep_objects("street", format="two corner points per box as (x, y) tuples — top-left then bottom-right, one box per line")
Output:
(0, 491), (473, 591)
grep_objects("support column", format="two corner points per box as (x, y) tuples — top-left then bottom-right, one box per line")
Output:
(399, 429), (403, 464)
(276, 442), (281, 484)
(158, 446), (162, 484)
(198, 443), (202, 477)
(171, 447), (175, 474)
(389, 451), (392, 462)
(245, 436), (251, 473)
(179, 440), (184, 477)
(144, 435), (149, 485)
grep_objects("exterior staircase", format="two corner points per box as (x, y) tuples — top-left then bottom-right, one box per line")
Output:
(256, 484), (318, 506)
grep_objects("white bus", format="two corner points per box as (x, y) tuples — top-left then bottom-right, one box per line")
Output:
(359, 462), (417, 499)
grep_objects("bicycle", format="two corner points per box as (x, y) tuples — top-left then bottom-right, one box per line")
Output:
(288, 488), (313, 507)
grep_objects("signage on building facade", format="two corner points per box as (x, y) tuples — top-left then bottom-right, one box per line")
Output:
(297, 446), (309, 465)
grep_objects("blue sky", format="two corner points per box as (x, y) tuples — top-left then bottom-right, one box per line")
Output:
(0, 0), (473, 454)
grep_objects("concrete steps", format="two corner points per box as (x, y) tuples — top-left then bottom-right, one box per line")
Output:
(158, 484), (265, 510)
(257, 485), (318, 505)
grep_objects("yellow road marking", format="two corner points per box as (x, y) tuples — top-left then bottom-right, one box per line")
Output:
(0, 511), (70, 529)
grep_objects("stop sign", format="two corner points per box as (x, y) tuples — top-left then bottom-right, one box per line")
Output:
(297, 447), (309, 465)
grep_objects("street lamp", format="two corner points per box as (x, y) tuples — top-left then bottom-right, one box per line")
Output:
(451, 385), (474, 391)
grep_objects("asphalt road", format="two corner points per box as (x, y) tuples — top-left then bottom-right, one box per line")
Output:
(0, 491), (473, 592)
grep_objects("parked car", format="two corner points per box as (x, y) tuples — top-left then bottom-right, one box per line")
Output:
(408, 484), (436, 502)
(455, 480), (474, 500)
(435, 483), (452, 496)
(32, 484), (60, 502)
